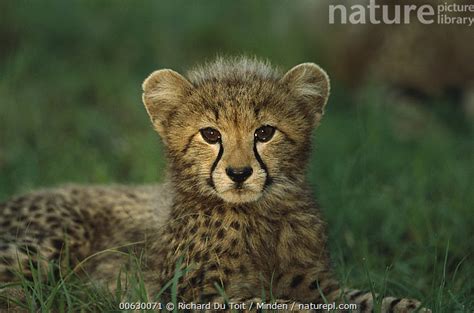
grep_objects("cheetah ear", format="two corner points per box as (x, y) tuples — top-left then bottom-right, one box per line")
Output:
(281, 63), (330, 126)
(142, 69), (193, 138)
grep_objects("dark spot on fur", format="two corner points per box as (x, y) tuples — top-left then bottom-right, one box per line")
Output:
(36, 233), (46, 242)
(51, 239), (65, 251)
(216, 206), (225, 215)
(29, 204), (40, 212)
(229, 251), (240, 258)
(1, 256), (13, 264)
(19, 244), (38, 255)
(50, 252), (61, 261)
(1, 220), (11, 228)
(389, 298), (402, 312)
(190, 274), (199, 286)
(217, 229), (225, 239)
(309, 279), (320, 290)
(254, 107), (261, 117)
(9, 203), (21, 211)
(198, 269), (205, 283)
(230, 238), (238, 248)
(275, 272), (284, 283)
(212, 107), (219, 121)
(239, 264), (248, 275)
(82, 208), (91, 217)
(62, 202), (73, 210)
(22, 257), (32, 267)
(230, 221), (240, 230)
(125, 192), (138, 200)
(1, 269), (15, 280)
(194, 251), (201, 262)
(214, 220), (222, 228)
(51, 223), (62, 229)
(290, 274), (304, 288)
(8, 225), (19, 233)
(23, 273), (34, 281)
(360, 299), (368, 311)
(17, 215), (28, 222)
(46, 216), (61, 224)
(27, 221), (40, 229)
(244, 225), (253, 235)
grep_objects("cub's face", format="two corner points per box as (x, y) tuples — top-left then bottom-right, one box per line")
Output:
(142, 60), (329, 204)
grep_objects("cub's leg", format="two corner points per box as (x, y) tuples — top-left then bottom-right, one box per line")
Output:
(272, 269), (429, 313)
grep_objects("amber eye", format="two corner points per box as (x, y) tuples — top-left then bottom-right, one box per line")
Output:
(255, 125), (275, 142)
(200, 127), (221, 144)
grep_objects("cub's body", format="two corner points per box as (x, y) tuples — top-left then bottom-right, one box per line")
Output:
(0, 57), (428, 312)
(0, 184), (170, 284)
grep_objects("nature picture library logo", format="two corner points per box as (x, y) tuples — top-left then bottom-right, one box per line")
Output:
(329, 0), (474, 26)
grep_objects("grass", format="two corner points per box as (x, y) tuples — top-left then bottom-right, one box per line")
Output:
(1, 1), (473, 312)
(310, 90), (473, 312)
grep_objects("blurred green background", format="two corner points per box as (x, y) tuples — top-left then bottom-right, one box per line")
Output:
(0, 1), (473, 311)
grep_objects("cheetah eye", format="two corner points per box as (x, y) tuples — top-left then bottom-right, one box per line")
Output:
(200, 127), (221, 144)
(255, 125), (275, 142)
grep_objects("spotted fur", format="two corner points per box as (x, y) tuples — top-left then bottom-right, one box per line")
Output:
(1, 57), (429, 312)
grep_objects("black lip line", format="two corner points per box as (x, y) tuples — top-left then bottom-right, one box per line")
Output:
(208, 140), (223, 190)
(253, 139), (272, 188)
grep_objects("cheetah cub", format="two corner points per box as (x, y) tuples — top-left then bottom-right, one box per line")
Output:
(0, 57), (429, 312)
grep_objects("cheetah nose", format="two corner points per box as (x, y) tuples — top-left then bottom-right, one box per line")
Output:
(226, 166), (253, 183)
